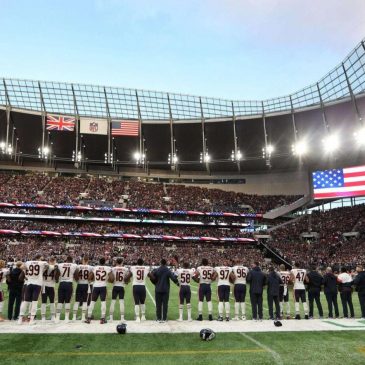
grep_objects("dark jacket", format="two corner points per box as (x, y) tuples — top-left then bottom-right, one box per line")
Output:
(267, 271), (282, 296)
(7, 267), (24, 291)
(353, 271), (365, 293)
(152, 265), (179, 293)
(323, 272), (338, 294)
(247, 266), (266, 294)
(307, 270), (323, 291)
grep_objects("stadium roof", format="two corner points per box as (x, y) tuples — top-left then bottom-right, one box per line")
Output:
(1, 40), (365, 121)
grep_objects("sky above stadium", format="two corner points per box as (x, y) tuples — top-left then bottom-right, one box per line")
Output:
(0, 0), (365, 100)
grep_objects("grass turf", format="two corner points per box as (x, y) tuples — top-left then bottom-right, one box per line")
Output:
(0, 331), (364, 365)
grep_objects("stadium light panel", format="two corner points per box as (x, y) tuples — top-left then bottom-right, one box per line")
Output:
(292, 140), (308, 156)
(266, 145), (274, 154)
(322, 134), (340, 153)
(354, 128), (365, 146)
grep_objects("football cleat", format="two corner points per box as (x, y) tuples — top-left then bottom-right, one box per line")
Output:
(286, 315), (291, 320)
(135, 317), (141, 323)
(178, 317), (183, 322)
(217, 316), (223, 322)
(295, 314), (301, 320)
(232, 316), (239, 321)
(305, 315), (309, 320)
(84, 318), (91, 324)
(241, 315), (246, 321)
(225, 317), (230, 322)
(196, 314), (203, 321)
(141, 315), (146, 321)
(100, 318), (107, 324)
(208, 314), (213, 321)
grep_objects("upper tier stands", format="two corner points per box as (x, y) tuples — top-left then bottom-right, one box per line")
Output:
(0, 173), (301, 213)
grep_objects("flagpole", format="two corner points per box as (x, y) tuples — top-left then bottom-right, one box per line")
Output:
(71, 84), (80, 168)
(104, 87), (112, 164)
(38, 82), (47, 160)
(135, 90), (143, 159)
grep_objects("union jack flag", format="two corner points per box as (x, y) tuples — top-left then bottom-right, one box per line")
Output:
(46, 115), (75, 131)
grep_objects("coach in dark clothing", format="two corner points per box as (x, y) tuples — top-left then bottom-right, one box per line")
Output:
(150, 259), (179, 322)
(323, 267), (339, 318)
(247, 262), (266, 320)
(267, 267), (282, 320)
(353, 265), (365, 318)
(306, 266), (324, 318)
(6, 261), (24, 320)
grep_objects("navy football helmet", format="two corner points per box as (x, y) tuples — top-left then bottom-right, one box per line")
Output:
(116, 323), (127, 334)
(199, 328), (216, 341)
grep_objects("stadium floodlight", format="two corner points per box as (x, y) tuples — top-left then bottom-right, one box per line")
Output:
(134, 151), (146, 165)
(168, 153), (178, 165)
(38, 146), (50, 159)
(231, 150), (242, 161)
(0, 141), (5, 152)
(354, 127), (365, 146)
(200, 151), (210, 163)
(322, 134), (340, 154)
(292, 140), (308, 156)
(262, 144), (274, 159)
(7, 145), (13, 155)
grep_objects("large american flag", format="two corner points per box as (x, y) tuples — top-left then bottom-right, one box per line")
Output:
(46, 115), (75, 131)
(112, 120), (139, 136)
(312, 165), (365, 199)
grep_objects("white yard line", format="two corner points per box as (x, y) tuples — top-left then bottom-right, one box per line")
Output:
(240, 332), (283, 365)
(146, 286), (156, 306)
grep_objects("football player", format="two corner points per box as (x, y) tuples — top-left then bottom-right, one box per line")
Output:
(279, 264), (291, 319)
(232, 259), (249, 320)
(176, 262), (195, 321)
(18, 254), (48, 325)
(126, 258), (150, 322)
(290, 262), (309, 320)
(109, 257), (129, 322)
(194, 258), (214, 321)
(213, 260), (233, 321)
(41, 257), (57, 323)
(73, 256), (93, 322)
(0, 260), (9, 322)
(85, 257), (114, 324)
(55, 256), (79, 323)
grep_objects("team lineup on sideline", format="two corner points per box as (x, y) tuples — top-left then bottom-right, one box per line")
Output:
(1, 255), (365, 325)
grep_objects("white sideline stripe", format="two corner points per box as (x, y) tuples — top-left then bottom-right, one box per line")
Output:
(146, 286), (156, 306)
(240, 332), (283, 365)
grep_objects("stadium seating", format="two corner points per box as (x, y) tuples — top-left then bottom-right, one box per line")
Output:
(0, 173), (301, 213)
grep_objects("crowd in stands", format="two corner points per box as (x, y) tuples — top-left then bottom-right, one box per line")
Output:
(0, 219), (252, 239)
(267, 204), (365, 268)
(0, 237), (263, 267)
(0, 173), (301, 213)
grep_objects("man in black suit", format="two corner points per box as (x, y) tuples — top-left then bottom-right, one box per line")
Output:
(150, 259), (179, 322)
(6, 261), (24, 320)
(306, 265), (324, 319)
(323, 267), (339, 318)
(353, 265), (365, 319)
(247, 262), (266, 321)
(267, 267), (282, 320)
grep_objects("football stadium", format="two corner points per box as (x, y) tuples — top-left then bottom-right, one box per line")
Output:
(1, 1), (365, 364)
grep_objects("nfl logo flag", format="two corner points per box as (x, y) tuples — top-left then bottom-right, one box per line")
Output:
(112, 120), (139, 137)
(46, 115), (75, 131)
(312, 165), (365, 199)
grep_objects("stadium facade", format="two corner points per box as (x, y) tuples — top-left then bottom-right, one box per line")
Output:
(1, 39), (365, 196)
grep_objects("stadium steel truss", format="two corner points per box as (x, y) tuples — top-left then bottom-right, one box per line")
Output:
(0, 39), (365, 170)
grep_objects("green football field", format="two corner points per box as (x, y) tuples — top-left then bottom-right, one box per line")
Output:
(1, 281), (364, 365)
